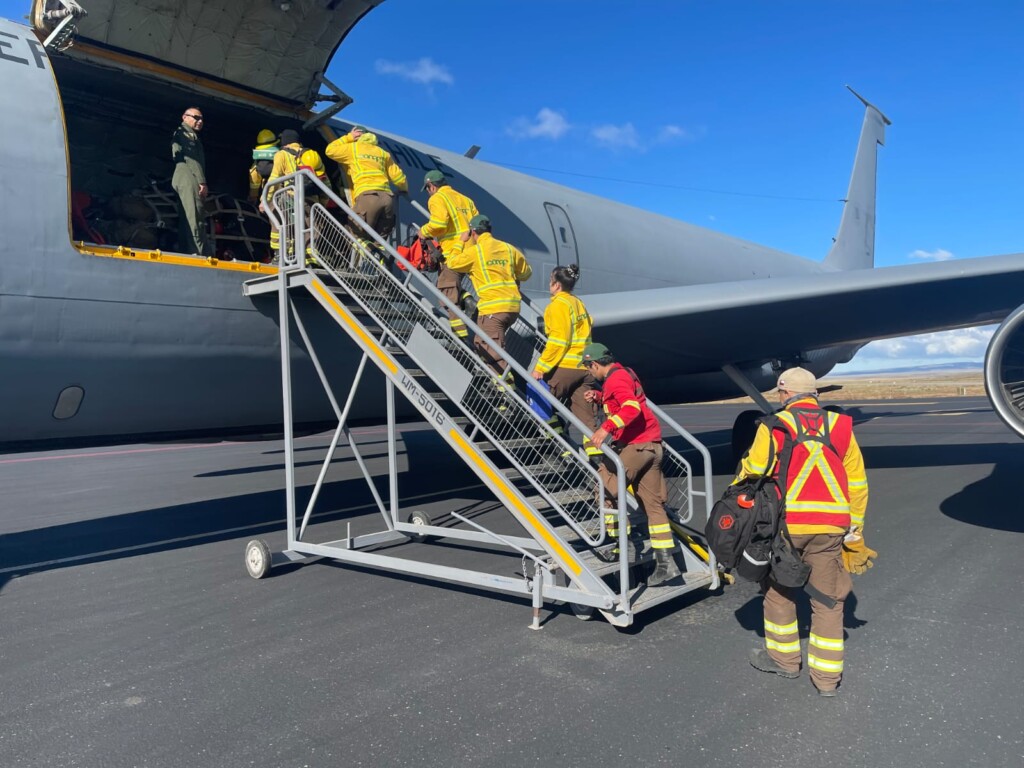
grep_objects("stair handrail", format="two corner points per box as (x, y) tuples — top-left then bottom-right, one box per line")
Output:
(262, 170), (635, 604)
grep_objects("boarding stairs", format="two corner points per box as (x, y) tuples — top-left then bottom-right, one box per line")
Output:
(243, 171), (718, 628)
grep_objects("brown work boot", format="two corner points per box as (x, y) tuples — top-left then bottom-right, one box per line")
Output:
(749, 648), (800, 678)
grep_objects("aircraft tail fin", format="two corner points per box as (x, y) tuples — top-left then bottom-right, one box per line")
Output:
(824, 86), (891, 271)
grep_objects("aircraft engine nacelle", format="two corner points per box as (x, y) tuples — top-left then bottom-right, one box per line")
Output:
(984, 305), (1024, 439)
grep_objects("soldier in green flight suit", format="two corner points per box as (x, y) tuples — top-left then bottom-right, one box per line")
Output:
(171, 107), (209, 256)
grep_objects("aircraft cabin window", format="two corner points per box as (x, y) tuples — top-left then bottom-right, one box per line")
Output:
(53, 386), (85, 420)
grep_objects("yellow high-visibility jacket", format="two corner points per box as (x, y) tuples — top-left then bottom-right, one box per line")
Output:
(267, 144), (328, 198)
(419, 186), (478, 255)
(446, 232), (532, 315)
(735, 397), (868, 535)
(325, 133), (407, 200)
(536, 292), (592, 373)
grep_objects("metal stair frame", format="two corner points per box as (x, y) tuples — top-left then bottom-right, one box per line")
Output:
(248, 170), (719, 626)
(249, 171), (636, 619)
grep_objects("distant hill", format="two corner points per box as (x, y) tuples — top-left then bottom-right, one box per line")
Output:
(830, 362), (982, 377)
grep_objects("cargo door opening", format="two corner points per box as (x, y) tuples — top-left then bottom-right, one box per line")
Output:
(52, 56), (341, 264)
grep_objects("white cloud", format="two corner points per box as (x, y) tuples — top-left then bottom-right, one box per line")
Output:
(506, 108), (570, 140)
(908, 248), (955, 262)
(856, 327), (995, 360)
(591, 122), (641, 150)
(374, 58), (453, 86)
(656, 124), (697, 143)
(589, 122), (702, 151)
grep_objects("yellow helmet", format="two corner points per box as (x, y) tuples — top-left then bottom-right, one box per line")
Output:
(256, 128), (276, 145)
(299, 149), (321, 171)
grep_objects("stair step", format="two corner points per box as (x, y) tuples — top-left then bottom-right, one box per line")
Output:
(476, 437), (548, 452)
(628, 570), (715, 614)
(575, 543), (656, 578)
(500, 459), (573, 481)
(523, 487), (596, 511)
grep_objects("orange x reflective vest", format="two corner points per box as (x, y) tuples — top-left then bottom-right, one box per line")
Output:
(419, 185), (478, 256)
(446, 232), (532, 314)
(535, 292), (592, 373)
(737, 398), (868, 535)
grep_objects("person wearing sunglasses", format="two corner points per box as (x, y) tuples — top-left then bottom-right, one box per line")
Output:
(171, 108), (209, 256)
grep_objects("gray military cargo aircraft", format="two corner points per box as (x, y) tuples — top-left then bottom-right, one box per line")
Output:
(4, 0), (1024, 452)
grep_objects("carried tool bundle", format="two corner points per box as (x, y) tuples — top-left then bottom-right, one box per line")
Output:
(395, 230), (442, 272)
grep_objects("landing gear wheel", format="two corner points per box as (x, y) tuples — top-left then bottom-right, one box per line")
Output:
(407, 510), (433, 542)
(244, 539), (272, 579)
(731, 409), (763, 466)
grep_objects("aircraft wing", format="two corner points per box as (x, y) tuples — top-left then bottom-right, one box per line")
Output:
(580, 252), (1024, 376)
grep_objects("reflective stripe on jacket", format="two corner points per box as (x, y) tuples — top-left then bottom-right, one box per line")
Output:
(420, 186), (478, 255)
(325, 133), (407, 199)
(536, 293), (592, 373)
(594, 364), (661, 445)
(446, 232), (532, 314)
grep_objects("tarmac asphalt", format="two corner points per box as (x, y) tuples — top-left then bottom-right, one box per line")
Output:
(1, 397), (1022, 768)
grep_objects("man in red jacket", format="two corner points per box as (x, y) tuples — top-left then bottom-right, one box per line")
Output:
(582, 342), (680, 586)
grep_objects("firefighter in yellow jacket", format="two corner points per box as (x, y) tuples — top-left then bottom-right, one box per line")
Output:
(325, 125), (408, 247)
(265, 129), (328, 263)
(248, 129), (278, 204)
(737, 367), (873, 697)
(420, 170), (477, 340)
(530, 263), (600, 453)
(446, 214), (532, 376)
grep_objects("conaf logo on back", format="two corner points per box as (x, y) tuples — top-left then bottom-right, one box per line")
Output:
(718, 515), (734, 530)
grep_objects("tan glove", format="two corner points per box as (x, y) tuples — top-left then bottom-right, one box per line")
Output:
(842, 534), (877, 575)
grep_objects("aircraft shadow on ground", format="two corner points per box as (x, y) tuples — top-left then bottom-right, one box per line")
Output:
(860, 442), (1023, 470)
(940, 461), (1024, 533)
(0, 469), (492, 595)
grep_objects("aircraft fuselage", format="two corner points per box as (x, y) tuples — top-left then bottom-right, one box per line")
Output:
(0, 18), (851, 446)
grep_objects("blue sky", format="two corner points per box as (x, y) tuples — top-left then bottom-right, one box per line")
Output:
(328, 0), (1021, 371)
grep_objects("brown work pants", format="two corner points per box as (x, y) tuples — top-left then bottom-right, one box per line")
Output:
(544, 366), (598, 432)
(762, 533), (851, 692)
(436, 263), (468, 339)
(598, 441), (672, 549)
(475, 312), (518, 376)
(353, 190), (396, 241)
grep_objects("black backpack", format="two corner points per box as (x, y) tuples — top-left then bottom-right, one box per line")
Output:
(705, 430), (781, 582)
(254, 159), (274, 180)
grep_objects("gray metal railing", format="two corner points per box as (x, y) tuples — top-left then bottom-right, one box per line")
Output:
(262, 172), (634, 592)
